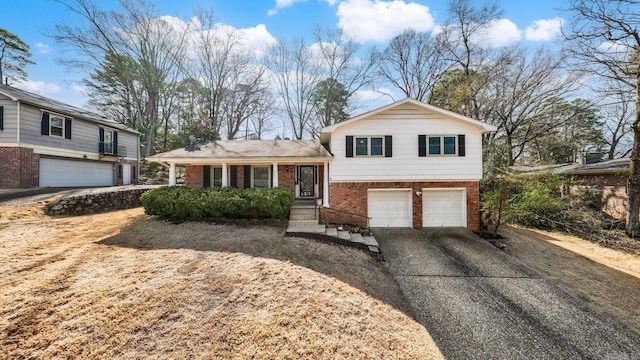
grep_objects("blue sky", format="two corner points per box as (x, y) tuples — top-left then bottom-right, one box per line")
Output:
(1, 0), (568, 108)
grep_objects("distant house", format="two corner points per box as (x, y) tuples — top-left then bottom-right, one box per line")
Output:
(148, 98), (497, 230)
(0, 84), (139, 188)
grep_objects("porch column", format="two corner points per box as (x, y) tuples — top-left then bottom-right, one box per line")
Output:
(272, 162), (279, 187)
(168, 163), (176, 186)
(323, 161), (329, 207)
(221, 162), (228, 187)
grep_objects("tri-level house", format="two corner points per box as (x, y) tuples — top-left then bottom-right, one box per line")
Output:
(0, 84), (140, 188)
(148, 98), (496, 230)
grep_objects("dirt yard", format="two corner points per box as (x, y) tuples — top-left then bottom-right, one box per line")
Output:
(499, 225), (640, 337)
(0, 204), (443, 359)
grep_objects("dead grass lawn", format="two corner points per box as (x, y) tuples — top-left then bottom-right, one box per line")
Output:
(0, 204), (443, 359)
(500, 225), (640, 338)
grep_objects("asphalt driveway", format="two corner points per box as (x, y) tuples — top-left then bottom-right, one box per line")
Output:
(374, 227), (640, 360)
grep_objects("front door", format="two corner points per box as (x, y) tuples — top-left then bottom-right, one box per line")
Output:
(297, 165), (316, 198)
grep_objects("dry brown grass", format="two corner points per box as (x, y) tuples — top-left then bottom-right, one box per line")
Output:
(0, 204), (443, 359)
(500, 225), (640, 338)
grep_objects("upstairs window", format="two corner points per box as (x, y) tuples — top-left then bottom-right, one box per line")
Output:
(428, 135), (457, 155)
(41, 111), (72, 139)
(419, 134), (465, 157)
(99, 127), (118, 155)
(103, 129), (114, 154)
(355, 136), (384, 156)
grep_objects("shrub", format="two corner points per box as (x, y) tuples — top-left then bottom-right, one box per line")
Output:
(141, 186), (293, 220)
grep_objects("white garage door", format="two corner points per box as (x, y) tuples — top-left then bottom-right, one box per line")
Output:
(40, 158), (114, 187)
(368, 189), (412, 227)
(423, 189), (466, 227)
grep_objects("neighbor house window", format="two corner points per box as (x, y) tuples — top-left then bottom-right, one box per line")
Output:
(103, 129), (114, 154)
(355, 136), (384, 156)
(428, 136), (457, 155)
(50, 116), (64, 137)
(252, 166), (270, 188)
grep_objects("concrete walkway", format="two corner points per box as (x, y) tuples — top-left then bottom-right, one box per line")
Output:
(374, 227), (640, 359)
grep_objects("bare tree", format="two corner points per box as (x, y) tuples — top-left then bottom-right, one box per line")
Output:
(311, 28), (376, 126)
(564, 0), (640, 236)
(374, 29), (449, 102)
(52, 0), (189, 156)
(266, 37), (321, 139)
(486, 48), (581, 164)
(598, 82), (635, 159)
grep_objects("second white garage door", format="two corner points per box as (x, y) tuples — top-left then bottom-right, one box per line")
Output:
(368, 189), (412, 227)
(423, 189), (466, 227)
(40, 158), (114, 187)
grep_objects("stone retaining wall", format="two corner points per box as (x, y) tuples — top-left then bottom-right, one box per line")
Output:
(45, 188), (151, 216)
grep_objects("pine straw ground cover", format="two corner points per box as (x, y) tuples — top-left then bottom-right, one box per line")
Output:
(0, 204), (443, 359)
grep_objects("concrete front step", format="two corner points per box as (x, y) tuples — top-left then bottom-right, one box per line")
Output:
(285, 221), (380, 254)
(289, 208), (318, 221)
(286, 220), (326, 234)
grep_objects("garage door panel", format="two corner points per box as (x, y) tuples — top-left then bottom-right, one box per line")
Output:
(423, 189), (466, 227)
(368, 190), (411, 228)
(40, 158), (114, 187)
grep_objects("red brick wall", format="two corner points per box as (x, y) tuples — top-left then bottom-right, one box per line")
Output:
(185, 165), (204, 188)
(322, 181), (481, 231)
(278, 165), (295, 190)
(0, 147), (39, 188)
(573, 174), (628, 219)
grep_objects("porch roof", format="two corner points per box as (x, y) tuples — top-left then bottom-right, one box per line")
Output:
(148, 139), (333, 164)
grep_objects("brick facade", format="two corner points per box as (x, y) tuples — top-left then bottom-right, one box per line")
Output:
(572, 174), (628, 220)
(321, 181), (481, 231)
(185, 165), (204, 188)
(0, 147), (39, 188)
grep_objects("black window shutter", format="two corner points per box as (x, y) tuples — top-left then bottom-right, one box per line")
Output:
(384, 135), (392, 157)
(418, 135), (426, 157)
(271, 165), (274, 188)
(41, 112), (50, 135)
(458, 134), (466, 157)
(345, 135), (353, 158)
(64, 117), (72, 139)
(244, 165), (251, 189)
(230, 165), (238, 188)
(99, 128), (105, 153)
(203, 165), (211, 187)
(0, 106), (4, 131)
(113, 131), (118, 155)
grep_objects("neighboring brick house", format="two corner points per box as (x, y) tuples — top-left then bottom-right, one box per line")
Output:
(0, 84), (140, 188)
(547, 158), (629, 220)
(148, 98), (497, 230)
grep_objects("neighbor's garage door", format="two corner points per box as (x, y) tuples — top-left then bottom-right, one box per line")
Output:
(423, 189), (466, 227)
(368, 189), (412, 227)
(40, 158), (114, 187)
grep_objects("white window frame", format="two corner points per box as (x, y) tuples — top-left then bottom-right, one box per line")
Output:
(354, 136), (384, 157)
(49, 114), (65, 138)
(251, 166), (271, 188)
(428, 135), (457, 156)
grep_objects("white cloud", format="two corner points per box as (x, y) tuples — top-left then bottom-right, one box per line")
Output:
(438, 18), (521, 49)
(323, 0), (340, 5)
(268, 0), (307, 15)
(158, 16), (277, 58)
(13, 80), (61, 95)
(35, 42), (51, 54)
(525, 17), (564, 41)
(71, 84), (89, 95)
(480, 18), (521, 47)
(336, 0), (435, 43)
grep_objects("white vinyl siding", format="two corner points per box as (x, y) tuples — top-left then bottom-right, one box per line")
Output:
(368, 189), (412, 227)
(330, 103), (484, 181)
(422, 189), (466, 227)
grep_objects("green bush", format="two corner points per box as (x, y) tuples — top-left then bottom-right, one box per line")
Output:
(141, 186), (293, 219)
(481, 174), (607, 234)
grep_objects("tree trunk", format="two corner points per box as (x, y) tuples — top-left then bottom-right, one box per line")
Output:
(626, 95), (640, 237)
